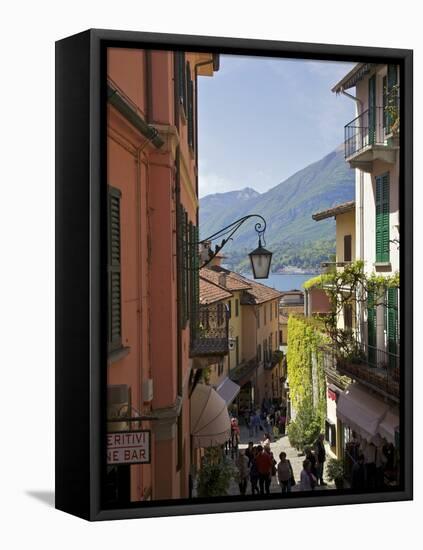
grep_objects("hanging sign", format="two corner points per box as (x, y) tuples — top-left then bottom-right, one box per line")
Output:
(107, 430), (151, 465)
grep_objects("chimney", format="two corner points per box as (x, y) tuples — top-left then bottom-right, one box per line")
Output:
(218, 273), (227, 288)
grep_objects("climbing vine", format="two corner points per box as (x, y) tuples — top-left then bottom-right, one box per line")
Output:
(286, 316), (328, 450)
(305, 260), (399, 354)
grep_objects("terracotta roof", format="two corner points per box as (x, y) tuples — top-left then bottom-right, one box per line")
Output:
(200, 266), (251, 291)
(312, 201), (355, 221)
(199, 277), (233, 305)
(204, 266), (282, 305)
(331, 63), (377, 93)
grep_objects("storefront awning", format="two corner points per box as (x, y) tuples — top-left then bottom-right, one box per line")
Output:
(216, 377), (241, 405)
(190, 383), (231, 448)
(337, 384), (390, 442)
(378, 409), (400, 445)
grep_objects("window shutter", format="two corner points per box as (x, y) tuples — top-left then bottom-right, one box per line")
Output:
(176, 52), (187, 112)
(376, 173), (390, 263)
(367, 290), (376, 364)
(387, 287), (398, 366)
(108, 186), (122, 352)
(368, 75), (376, 145)
(344, 234), (352, 262)
(186, 62), (194, 150)
(189, 223), (200, 338)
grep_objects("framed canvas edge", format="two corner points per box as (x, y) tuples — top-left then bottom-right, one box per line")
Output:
(55, 28), (413, 522)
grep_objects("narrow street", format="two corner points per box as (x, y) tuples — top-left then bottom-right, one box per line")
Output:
(225, 424), (336, 496)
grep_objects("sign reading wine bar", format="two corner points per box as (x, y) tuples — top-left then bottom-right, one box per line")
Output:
(107, 430), (151, 465)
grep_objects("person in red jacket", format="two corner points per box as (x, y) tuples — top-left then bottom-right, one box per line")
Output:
(254, 445), (273, 495)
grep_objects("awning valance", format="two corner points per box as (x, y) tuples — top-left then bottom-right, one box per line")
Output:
(337, 384), (390, 443)
(216, 377), (241, 405)
(190, 383), (231, 448)
(378, 409), (400, 445)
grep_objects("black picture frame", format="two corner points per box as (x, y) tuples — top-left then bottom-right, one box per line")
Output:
(55, 28), (413, 521)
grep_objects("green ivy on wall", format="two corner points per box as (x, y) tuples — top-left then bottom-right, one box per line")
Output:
(287, 316), (327, 429)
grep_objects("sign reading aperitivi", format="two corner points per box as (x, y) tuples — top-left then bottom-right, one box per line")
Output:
(107, 430), (151, 465)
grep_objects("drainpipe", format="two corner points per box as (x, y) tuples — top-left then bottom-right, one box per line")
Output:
(340, 89), (365, 340)
(340, 90), (364, 261)
(193, 56), (219, 223)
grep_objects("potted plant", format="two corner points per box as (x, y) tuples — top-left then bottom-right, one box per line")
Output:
(326, 457), (345, 489)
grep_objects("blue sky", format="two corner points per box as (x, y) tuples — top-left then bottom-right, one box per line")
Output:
(198, 55), (356, 197)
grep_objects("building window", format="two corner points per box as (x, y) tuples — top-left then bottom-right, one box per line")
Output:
(108, 186), (122, 353)
(279, 330), (283, 345)
(344, 303), (353, 331)
(257, 308), (260, 328)
(235, 336), (239, 366)
(375, 173), (390, 263)
(235, 298), (239, 317)
(264, 305), (267, 325)
(269, 334), (272, 353)
(217, 303), (224, 326)
(344, 234), (352, 262)
(275, 302), (278, 318)
(257, 344), (262, 361)
(228, 300), (232, 319)
(175, 52), (187, 114)
(270, 303), (272, 321)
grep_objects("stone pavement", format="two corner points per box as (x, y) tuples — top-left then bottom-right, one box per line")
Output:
(225, 424), (336, 496)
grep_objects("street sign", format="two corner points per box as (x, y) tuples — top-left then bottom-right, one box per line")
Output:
(107, 430), (151, 465)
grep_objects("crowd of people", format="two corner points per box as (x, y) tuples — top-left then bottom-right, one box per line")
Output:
(234, 431), (328, 496)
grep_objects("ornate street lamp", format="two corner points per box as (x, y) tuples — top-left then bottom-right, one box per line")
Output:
(248, 237), (273, 279)
(198, 214), (272, 279)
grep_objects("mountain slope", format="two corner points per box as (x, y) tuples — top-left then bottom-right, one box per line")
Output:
(199, 146), (355, 270)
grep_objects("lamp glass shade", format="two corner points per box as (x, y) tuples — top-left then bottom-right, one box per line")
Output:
(249, 244), (272, 279)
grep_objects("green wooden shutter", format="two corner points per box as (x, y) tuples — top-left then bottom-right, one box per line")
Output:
(376, 173), (390, 263)
(368, 75), (376, 145)
(108, 186), (122, 352)
(177, 202), (188, 326)
(387, 287), (398, 368)
(189, 224), (199, 340)
(187, 62), (194, 150)
(176, 52), (187, 112)
(367, 290), (376, 365)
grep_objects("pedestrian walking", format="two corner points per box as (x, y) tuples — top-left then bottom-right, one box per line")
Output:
(255, 445), (273, 495)
(252, 411), (261, 437)
(236, 450), (250, 496)
(277, 452), (294, 494)
(278, 413), (286, 436)
(305, 446), (317, 479)
(300, 459), (317, 491)
(245, 441), (254, 466)
(248, 411), (255, 437)
(351, 454), (366, 491)
(249, 447), (259, 495)
(314, 433), (327, 486)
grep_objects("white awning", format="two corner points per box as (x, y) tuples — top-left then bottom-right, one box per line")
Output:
(337, 384), (390, 442)
(190, 383), (231, 448)
(378, 409), (400, 444)
(216, 377), (241, 405)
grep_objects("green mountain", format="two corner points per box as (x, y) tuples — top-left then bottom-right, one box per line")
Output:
(199, 146), (355, 271)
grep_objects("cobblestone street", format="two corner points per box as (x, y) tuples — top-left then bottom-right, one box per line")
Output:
(225, 424), (336, 496)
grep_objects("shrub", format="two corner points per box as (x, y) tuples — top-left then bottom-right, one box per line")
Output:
(196, 448), (236, 498)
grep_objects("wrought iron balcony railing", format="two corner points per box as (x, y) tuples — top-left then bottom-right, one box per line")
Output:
(336, 341), (400, 400)
(344, 92), (399, 159)
(190, 302), (229, 357)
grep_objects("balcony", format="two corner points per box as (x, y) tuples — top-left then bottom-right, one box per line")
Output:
(336, 342), (399, 401)
(344, 96), (399, 172)
(263, 349), (284, 370)
(190, 303), (229, 363)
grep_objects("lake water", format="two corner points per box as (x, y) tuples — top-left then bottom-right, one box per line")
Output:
(244, 272), (315, 292)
